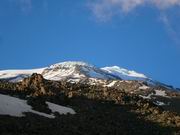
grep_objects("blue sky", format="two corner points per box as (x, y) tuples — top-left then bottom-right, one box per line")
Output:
(0, 0), (180, 87)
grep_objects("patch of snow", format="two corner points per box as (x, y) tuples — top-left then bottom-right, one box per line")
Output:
(139, 85), (150, 90)
(67, 78), (81, 83)
(105, 81), (117, 87)
(0, 94), (54, 118)
(139, 94), (153, 99)
(81, 66), (116, 80)
(43, 65), (77, 81)
(155, 90), (169, 98)
(0, 94), (76, 118)
(30, 110), (55, 118)
(88, 78), (106, 86)
(46, 102), (76, 115)
(153, 101), (166, 106)
(140, 90), (171, 100)
(9, 76), (26, 82)
(89, 78), (104, 83)
(102, 66), (148, 80)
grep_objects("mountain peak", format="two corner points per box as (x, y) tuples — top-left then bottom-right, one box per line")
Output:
(0, 61), (163, 87)
(42, 61), (119, 81)
(48, 61), (94, 69)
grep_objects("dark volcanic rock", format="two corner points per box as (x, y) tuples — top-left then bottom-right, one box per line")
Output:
(16, 73), (61, 96)
(0, 74), (180, 135)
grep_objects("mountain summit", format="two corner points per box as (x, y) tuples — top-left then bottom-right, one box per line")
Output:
(0, 61), (175, 90)
(0, 61), (150, 82)
(41, 61), (120, 81)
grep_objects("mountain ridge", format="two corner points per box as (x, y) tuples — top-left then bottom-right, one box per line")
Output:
(0, 61), (175, 89)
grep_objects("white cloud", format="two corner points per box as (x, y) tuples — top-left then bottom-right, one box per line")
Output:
(152, 0), (180, 9)
(88, 0), (146, 21)
(88, 0), (180, 44)
(160, 13), (180, 44)
(88, 0), (180, 21)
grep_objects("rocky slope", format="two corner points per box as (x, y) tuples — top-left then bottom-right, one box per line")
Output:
(0, 73), (179, 135)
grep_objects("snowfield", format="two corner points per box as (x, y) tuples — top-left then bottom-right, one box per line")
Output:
(0, 94), (76, 118)
(0, 68), (45, 82)
(46, 102), (76, 115)
(139, 90), (169, 99)
(102, 66), (148, 80)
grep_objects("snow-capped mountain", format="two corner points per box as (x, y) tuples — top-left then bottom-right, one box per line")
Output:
(0, 61), (174, 89)
(41, 61), (120, 81)
(0, 61), (150, 82)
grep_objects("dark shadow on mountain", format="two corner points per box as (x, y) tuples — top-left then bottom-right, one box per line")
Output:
(0, 89), (179, 135)
(152, 96), (180, 114)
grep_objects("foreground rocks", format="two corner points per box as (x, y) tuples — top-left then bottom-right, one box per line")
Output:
(0, 74), (179, 135)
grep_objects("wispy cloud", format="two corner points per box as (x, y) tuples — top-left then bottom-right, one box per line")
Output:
(160, 12), (180, 44)
(88, 0), (180, 45)
(88, 0), (180, 21)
